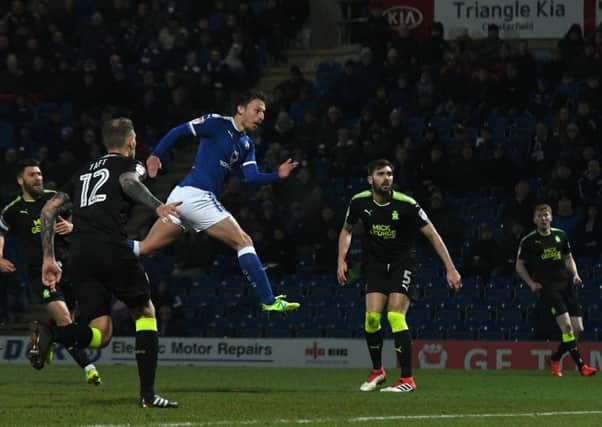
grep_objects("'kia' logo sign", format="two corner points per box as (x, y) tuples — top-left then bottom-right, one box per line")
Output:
(384, 6), (423, 30)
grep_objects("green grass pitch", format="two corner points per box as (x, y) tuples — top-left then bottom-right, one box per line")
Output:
(0, 365), (600, 426)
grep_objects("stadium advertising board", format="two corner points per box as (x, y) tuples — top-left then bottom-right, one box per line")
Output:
(434, 0), (584, 39)
(1, 336), (601, 370)
(376, 0), (435, 36)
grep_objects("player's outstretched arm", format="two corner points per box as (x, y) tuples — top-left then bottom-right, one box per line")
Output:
(147, 123), (194, 177)
(420, 222), (461, 291)
(40, 192), (69, 289)
(119, 171), (182, 219)
(277, 158), (299, 178)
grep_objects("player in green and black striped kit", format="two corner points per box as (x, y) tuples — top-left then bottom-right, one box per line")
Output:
(516, 203), (597, 377)
(337, 159), (462, 392)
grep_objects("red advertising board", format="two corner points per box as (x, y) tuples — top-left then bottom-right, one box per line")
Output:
(375, 0), (435, 37)
(414, 340), (602, 370)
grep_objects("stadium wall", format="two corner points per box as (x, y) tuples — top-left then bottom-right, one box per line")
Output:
(1, 336), (601, 370)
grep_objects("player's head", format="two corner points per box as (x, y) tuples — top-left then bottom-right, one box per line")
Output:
(102, 118), (136, 158)
(367, 158), (394, 195)
(533, 203), (553, 231)
(234, 90), (267, 131)
(16, 158), (43, 198)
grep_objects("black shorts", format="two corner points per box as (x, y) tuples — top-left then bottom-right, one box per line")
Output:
(541, 281), (582, 317)
(30, 263), (76, 309)
(69, 243), (150, 324)
(364, 261), (417, 298)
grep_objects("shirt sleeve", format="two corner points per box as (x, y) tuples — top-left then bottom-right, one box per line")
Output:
(0, 206), (12, 232)
(561, 232), (571, 255)
(344, 199), (360, 226)
(241, 138), (279, 185)
(517, 238), (528, 262)
(413, 203), (430, 229)
(151, 114), (219, 158)
(188, 114), (221, 138)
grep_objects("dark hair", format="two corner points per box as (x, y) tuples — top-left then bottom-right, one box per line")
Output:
(367, 158), (394, 175)
(102, 118), (134, 150)
(235, 90), (268, 112)
(16, 158), (40, 177)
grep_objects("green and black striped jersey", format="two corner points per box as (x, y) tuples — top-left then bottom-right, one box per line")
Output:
(344, 190), (429, 265)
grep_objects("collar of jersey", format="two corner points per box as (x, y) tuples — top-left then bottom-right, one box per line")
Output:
(372, 199), (390, 207)
(537, 229), (551, 236)
(230, 117), (244, 133)
(22, 193), (42, 202)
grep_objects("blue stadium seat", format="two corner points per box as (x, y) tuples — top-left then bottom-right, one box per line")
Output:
(482, 283), (512, 304)
(578, 328), (599, 342)
(514, 285), (536, 305)
(418, 321), (447, 339)
(447, 321), (475, 340)
(467, 308), (493, 323)
(436, 309), (461, 322)
(497, 308), (524, 326)
(235, 317), (264, 338)
(478, 328), (507, 340)
(423, 283), (452, 301)
(295, 324), (324, 338)
(204, 316), (232, 337)
(409, 307), (432, 323)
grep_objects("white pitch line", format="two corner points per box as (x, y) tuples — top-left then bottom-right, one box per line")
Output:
(81, 410), (602, 427)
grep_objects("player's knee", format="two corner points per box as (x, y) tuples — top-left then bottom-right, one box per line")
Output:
(365, 311), (382, 333)
(387, 311), (408, 333)
(573, 324), (584, 336)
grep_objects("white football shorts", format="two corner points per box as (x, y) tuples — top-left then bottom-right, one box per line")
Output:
(165, 186), (231, 232)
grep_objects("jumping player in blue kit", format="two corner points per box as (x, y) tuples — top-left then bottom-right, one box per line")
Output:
(131, 91), (300, 313)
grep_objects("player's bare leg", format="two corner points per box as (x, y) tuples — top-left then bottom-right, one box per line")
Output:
(360, 292), (387, 391)
(136, 217), (183, 257)
(570, 316), (584, 337)
(381, 293), (416, 392)
(206, 216), (299, 312)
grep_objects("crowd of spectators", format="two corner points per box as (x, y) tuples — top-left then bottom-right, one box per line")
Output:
(1, 1), (602, 338)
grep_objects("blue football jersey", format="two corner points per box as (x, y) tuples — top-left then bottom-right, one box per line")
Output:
(152, 114), (277, 196)
(179, 114), (255, 195)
